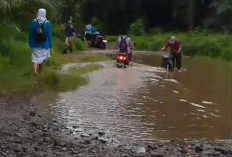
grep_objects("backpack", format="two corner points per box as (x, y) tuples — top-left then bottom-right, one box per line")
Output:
(119, 36), (128, 53)
(34, 20), (47, 44)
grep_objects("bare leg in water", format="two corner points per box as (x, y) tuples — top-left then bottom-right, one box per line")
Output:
(38, 63), (43, 74)
(32, 62), (43, 75)
(32, 62), (38, 75)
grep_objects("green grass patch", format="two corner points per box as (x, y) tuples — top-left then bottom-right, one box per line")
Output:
(36, 64), (102, 93)
(69, 64), (102, 75)
(61, 53), (110, 64)
(37, 69), (87, 92)
(0, 63), (103, 95)
(0, 67), (37, 95)
(107, 36), (119, 42)
(0, 24), (110, 96)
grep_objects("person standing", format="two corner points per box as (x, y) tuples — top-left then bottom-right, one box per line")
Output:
(29, 8), (52, 75)
(162, 36), (183, 71)
(63, 20), (75, 54)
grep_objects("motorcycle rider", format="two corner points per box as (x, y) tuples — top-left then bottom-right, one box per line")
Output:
(117, 35), (134, 64)
(85, 24), (96, 46)
(161, 36), (183, 71)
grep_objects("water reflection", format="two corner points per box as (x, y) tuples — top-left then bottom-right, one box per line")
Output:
(54, 54), (232, 143)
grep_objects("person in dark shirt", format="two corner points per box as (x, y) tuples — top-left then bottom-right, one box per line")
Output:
(162, 36), (183, 71)
(63, 20), (75, 54)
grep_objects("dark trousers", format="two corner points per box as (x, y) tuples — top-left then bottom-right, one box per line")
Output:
(171, 52), (182, 69)
(128, 50), (132, 62)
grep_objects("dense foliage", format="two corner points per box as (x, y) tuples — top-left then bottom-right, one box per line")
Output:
(0, 0), (231, 34)
(81, 0), (231, 34)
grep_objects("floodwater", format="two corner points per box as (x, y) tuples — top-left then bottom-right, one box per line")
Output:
(53, 52), (232, 143)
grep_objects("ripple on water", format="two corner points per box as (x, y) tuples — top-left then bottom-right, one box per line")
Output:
(179, 99), (188, 103)
(209, 112), (222, 118)
(55, 60), (228, 142)
(201, 101), (214, 105)
(173, 90), (179, 94)
(189, 102), (206, 109)
(55, 62), (167, 144)
(163, 79), (180, 84)
(197, 109), (206, 113)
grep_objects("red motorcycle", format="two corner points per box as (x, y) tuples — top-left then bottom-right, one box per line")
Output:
(116, 53), (130, 68)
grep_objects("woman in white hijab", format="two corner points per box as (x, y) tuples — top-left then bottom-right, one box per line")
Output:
(29, 8), (52, 75)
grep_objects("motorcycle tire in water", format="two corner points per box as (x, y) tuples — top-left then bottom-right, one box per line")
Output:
(100, 42), (106, 49)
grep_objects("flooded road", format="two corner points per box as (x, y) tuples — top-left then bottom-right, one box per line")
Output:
(134, 53), (232, 139)
(53, 52), (232, 144)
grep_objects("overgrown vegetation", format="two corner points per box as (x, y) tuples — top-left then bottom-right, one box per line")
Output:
(0, 24), (107, 95)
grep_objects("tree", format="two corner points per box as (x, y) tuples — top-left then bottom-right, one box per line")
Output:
(0, 0), (57, 29)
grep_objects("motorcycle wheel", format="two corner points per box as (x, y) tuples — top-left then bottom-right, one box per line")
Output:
(100, 42), (106, 49)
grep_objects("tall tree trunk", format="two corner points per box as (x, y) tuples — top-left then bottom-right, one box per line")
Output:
(189, 0), (195, 31)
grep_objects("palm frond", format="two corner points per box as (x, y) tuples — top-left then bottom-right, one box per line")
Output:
(0, 0), (12, 13)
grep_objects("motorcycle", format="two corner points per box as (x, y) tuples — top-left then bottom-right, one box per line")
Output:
(116, 53), (130, 68)
(95, 34), (107, 49)
(161, 52), (174, 77)
(90, 32), (107, 49)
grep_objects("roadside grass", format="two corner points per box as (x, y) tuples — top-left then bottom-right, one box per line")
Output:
(69, 64), (102, 75)
(37, 69), (87, 93)
(62, 53), (109, 64)
(108, 32), (232, 61)
(0, 63), (104, 95)
(0, 24), (109, 96)
(107, 36), (119, 43)
(36, 64), (102, 93)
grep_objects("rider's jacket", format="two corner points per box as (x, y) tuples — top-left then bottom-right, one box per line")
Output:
(165, 40), (182, 53)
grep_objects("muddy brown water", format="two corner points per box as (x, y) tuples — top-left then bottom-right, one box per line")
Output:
(54, 52), (232, 144)
(134, 53), (232, 139)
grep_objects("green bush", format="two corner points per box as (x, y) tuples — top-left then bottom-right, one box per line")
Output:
(129, 19), (145, 36)
(52, 24), (65, 41)
(90, 17), (103, 30)
(107, 36), (119, 42)
(132, 36), (149, 50)
(74, 39), (88, 51)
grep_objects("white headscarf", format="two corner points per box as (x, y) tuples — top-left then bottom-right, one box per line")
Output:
(37, 8), (47, 24)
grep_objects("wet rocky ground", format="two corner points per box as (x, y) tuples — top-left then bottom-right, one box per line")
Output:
(0, 95), (232, 157)
(0, 89), (232, 156)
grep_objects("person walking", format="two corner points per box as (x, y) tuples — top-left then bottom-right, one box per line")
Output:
(29, 8), (52, 75)
(63, 20), (75, 54)
(162, 36), (183, 71)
